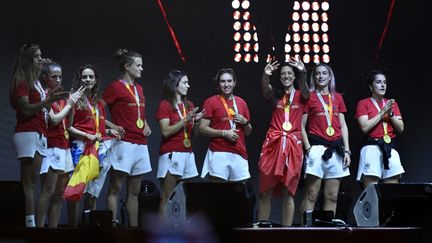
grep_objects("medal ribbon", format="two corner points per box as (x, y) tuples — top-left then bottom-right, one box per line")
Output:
(34, 80), (49, 127)
(120, 80), (142, 124)
(316, 91), (333, 128)
(86, 98), (100, 136)
(219, 95), (238, 129)
(370, 98), (389, 138)
(175, 102), (189, 140)
(56, 101), (69, 139)
(282, 90), (296, 125)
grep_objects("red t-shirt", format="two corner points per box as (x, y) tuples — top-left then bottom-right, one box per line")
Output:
(305, 91), (347, 141)
(47, 100), (69, 149)
(102, 80), (147, 145)
(155, 100), (195, 155)
(202, 95), (250, 159)
(72, 100), (107, 138)
(355, 97), (402, 139)
(11, 80), (47, 135)
(268, 90), (307, 133)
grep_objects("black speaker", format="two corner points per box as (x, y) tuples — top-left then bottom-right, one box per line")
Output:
(0, 181), (25, 227)
(353, 183), (432, 227)
(166, 182), (255, 228)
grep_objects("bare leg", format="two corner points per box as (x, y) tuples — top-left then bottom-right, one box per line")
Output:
(36, 168), (59, 227)
(362, 175), (380, 189)
(159, 172), (179, 216)
(300, 175), (322, 225)
(322, 179), (341, 215)
(281, 189), (295, 226)
(257, 189), (273, 222)
(383, 175), (400, 184)
(67, 201), (80, 228)
(20, 153), (43, 227)
(48, 173), (69, 228)
(107, 170), (126, 223)
(125, 175), (143, 227)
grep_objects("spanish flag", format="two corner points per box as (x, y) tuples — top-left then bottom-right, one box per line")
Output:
(64, 142), (100, 201)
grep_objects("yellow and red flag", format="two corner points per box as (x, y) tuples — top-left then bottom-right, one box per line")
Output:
(64, 142), (100, 201)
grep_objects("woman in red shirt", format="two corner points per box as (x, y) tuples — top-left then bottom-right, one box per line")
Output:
(355, 69), (404, 188)
(300, 64), (351, 222)
(10, 43), (66, 227)
(257, 58), (309, 226)
(155, 70), (204, 215)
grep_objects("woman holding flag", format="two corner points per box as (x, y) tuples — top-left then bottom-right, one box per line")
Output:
(155, 70), (205, 215)
(355, 69), (404, 188)
(66, 64), (115, 227)
(199, 68), (252, 182)
(103, 48), (152, 227)
(299, 64), (351, 222)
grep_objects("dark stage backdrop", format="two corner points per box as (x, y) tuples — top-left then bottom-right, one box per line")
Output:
(0, 0), (430, 224)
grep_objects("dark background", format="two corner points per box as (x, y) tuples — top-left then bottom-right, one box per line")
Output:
(0, 0), (430, 225)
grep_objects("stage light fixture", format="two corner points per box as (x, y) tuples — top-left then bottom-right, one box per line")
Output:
(243, 11), (250, 20)
(285, 33), (291, 42)
(253, 43), (259, 52)
(294, 1), (300, 10)
(253, 32), (258, 41)
(234, 53), (242, 62)
(313, 33), (320, 43)
(253, 54), (259, 62)
(232, 0), (240, 9)
(321, 23), (329, 32)
(303, 54), (310, 63)
(303, 33), (310, 42)
(241, 0), (250, 9)
(313, 44), (320, 53)
(321, 1), (329, 11)
(323, 54), (330, 63)
(292, 12), (300, 21)
(312, 23), (319, 32)
(243, 32), (251, 41)
(244, 53), (251, 62)
(302, 1), (310, 10)
(312, 12), (319, 21)
(234, 32), (241, 41)
(321, 12), (328, 22)
(293, 22), (300, 32)
(233, 11), (240, 20)
(303, 44), (311, 53)
(322, 44), (330, 53)
(293, 33), (301, 42)
(294, 44), (301, 53)
(302, 12), (310, 21)
(285, 44), (292, 53)
(312, 2), (319, 11)
(234, 43), (241, 52)
(233, 21), (241, 31)
(302, 23), (310, 32)
(243, 43), (251, 52)
(322, 33), (329, 43)
(243, 22), (251, 31)
(314, 54), (320, 63)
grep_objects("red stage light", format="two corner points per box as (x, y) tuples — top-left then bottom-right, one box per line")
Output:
(234, 43), (241, 52)
(321, 12), (328, 22)
(234, 32), (241, 41)
(244, 53), (251, 62)
(233, 21), (241, 31)
(322, 33), (329, 43)
(313, 44), (320, 53)
(322, 44), (330, 53)
(312, 2), (319, 11)
(313, 54), (320, 63)
(323, 54), (330, 63)
(234, 53), (242, 62)
(243, 11), (250, 20)
(243, 43), (251, 52)
(243, 22), (251, 31)
(243, 32), (251, 41)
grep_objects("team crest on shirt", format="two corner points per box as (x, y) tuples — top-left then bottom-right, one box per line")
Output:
(54, 154), (61, 162)
(116, 155), (124, 162)
(365, 162), (370, 170)
(171, 161), (179, 169)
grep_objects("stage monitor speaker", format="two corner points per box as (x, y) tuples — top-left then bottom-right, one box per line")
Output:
(166, 182), (255, 228)
(0, 181), (25, 227)
(353, 183), (432, 227)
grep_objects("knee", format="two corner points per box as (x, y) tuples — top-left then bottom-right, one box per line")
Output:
(324, 191), (338, 204)
(259, 190), (273, 200)
(305, 189), (319, 203)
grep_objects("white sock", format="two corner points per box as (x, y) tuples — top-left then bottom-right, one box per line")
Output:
(25, 215), (36, 227)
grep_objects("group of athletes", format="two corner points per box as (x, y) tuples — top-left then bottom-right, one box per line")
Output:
(9, 43), (404, 228)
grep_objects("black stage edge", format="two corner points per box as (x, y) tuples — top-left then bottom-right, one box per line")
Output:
(0, 227), (425, 243)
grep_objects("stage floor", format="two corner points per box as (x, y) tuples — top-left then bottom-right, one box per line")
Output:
(0, 226), (426, 243)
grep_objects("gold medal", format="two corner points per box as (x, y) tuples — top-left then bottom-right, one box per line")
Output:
(282, 121), (292, 131)
(326, 126), (335, 136)
(183, 138), (191, 148)
(284, 106), (289, 112)
(383, 134), (392, 144)
(136, 118), (144, 129)
(64, 130), (69, 140)
(228, 108), (236, 116)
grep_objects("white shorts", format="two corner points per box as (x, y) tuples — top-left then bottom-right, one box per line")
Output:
(356, 145), (405, 181)
(201, 149), (250, 181)
(304, 145), (350, 179)
(157, 152), (198, 179)
(13, 132), (47, 158)
(108, 140), (152, 176)
(40, 147), (74, 174)
(86, 140), (113, 198)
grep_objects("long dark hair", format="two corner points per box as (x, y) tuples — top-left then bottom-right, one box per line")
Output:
(10, 43), (41, 95)
(366, 69), (387, 93)
(271, 62), (302, 102)
(72, 64), (100, 110)
(162, 69), (189, 110)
